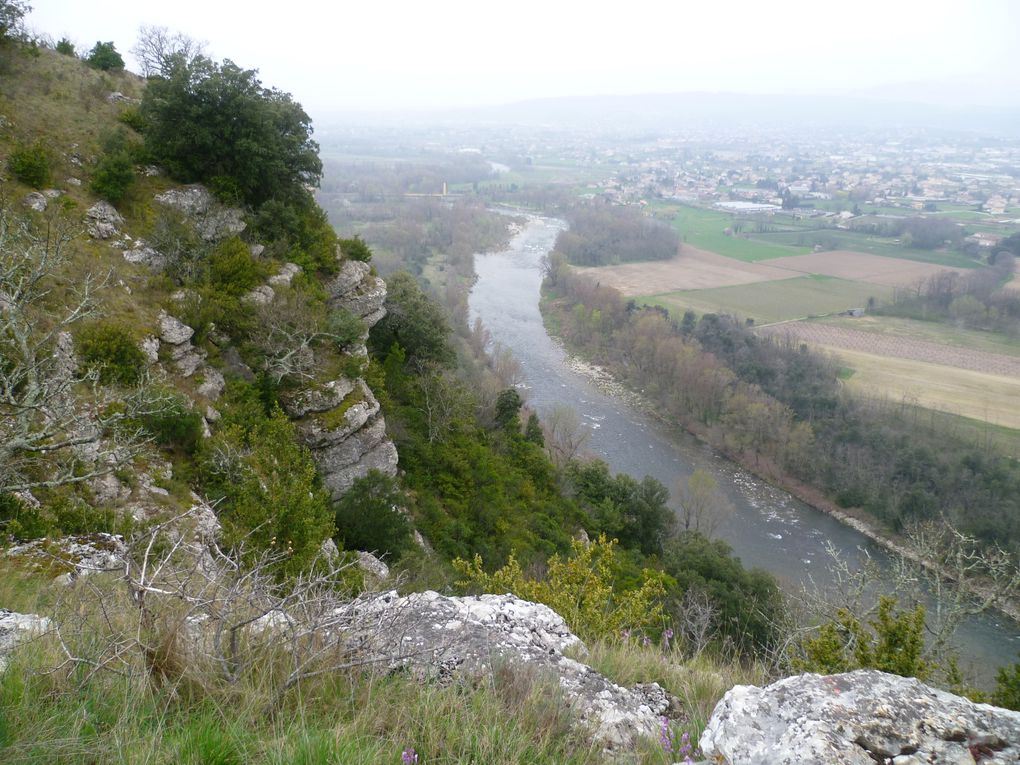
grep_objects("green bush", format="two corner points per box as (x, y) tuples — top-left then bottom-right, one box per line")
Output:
(76, 322), (146, 386)
(137, 395), (205, 455)
(254, 195), (338, 274)
(55, 38), (75, 56)
(333, 470), (411, 559)
(338, 235), (372, 263)
(117, 106), (146, 133)
(0, 492), (49, 541)
(90, 133), (136, 204)
(207, 237), (269, 296)
(85, 41), (123, 71)
(327, 307), (364, 350)
(7, 141), (51, 188)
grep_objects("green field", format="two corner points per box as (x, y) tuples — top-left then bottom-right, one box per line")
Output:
(815, 314), (1020, 357)
(649, 202), (811, 262)
(639, 275), (894, 324)
(749, 229), (981, 268)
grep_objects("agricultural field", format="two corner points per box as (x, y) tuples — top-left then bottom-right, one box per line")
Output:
(813, 315), (1020, 358)
(639, 276), (893, 325)
(817, 347), (1020, 431)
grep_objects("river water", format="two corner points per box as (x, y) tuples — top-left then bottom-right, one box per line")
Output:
(467, 214), (1020, 684)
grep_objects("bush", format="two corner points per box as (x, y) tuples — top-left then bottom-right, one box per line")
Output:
(7, 141), (51, 188)
(90, 133), (136, 204)
(117, 106), (146, 133)
(76, 322), (146, 386)
(338, 235), (372, 263)
(85, 41), (124, 71)
(55, 38), (75, 56)
(135, 393), (205, 455)
(207, 237), (269, 296)
(254, 195), (338, 273)
(326, 306), (364, 350)
(0, 491), (49, 541)
(333, 470), (411, 559)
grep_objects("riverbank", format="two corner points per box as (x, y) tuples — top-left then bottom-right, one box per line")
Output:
(555, 327), (1020, 626)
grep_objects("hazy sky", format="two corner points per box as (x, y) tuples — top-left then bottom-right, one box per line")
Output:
(27, 0), (1020, 117)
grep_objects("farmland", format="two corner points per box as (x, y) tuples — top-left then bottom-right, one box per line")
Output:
(639, 276), (892, 324)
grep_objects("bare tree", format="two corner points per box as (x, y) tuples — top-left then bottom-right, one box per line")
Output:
(131, 25), (205, 77)
(413, 359), (468, 444)
(0, 199), (155, 493)
(675, 469), (731, 537)
(543, 404), (590, 468)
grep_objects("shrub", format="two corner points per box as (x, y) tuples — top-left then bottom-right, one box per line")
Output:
(254, 195), (338, 273)
(327, 306), (364, 350)
(85, 41), (124, 71)
(55, 38), (75, 56)
(76, 322), (146, 386)
(333, 470), (411, 559)
(454, 535), (668, 642)
(136, 394), (205, 455)
(338, 235), (372, 263)
(0, 491), (50, 541)
(7, 141), (51, 188)
(117, 106), (146, 133)
(207, 237), (269, 296)
(90, 133), (136, 204)
(198, 398), (334, 577)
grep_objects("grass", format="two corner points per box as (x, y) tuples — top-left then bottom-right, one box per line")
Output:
(640, 276), (893, 325)
(649, 202), (809, 262)
(751, 229), (981, 268)
(815, 314), (1020, 358)
(827, 347), (1020, 431)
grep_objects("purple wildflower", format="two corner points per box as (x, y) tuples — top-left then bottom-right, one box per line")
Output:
(401, 747), (418, 764)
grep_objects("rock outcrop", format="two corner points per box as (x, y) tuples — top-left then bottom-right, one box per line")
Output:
(85, 201), (123, 239)
(700, 669), (1020, 765)
(344, 590), (674, 751)
(154, 185), (246, 242)
(0, 610), (51, 671)
(287, 255), (397, 497)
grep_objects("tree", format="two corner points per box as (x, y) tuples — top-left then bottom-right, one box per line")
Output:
(333, 470), (411, 559)
(542, 404), (590, 468)
(0, 0), (29, 41)
(131, 25), (204, 77)
(139, 55), (321, 207)
(494, 388), (523, 430)
(85, 41), (125, 71)
(675, 469), (731, 537)
(368, 271), (454, 367)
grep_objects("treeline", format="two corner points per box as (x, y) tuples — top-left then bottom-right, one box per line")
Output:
(543, 255), (1020, 546)
(848, 215), (965, 251)
(555, 202), (679, 266)
(878, 253), (1020, 336)
(319, 155), (493, 199)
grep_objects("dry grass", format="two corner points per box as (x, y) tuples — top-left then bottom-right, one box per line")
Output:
(572, 246), (967, 297)
(825, 346), (1020, 430)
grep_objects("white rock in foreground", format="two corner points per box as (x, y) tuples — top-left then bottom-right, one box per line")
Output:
(700, 669), (1020, 765)
(0, 610), (51, 670)
(347, 591), (673, 751)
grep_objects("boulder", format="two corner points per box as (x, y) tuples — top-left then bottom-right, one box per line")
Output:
(700, 669), (1020, 765)
(0, 610), (51, 670)
(5, 534), (127, 578)
(154, 185), (245, 242)
(85, 201), (123, 239)
(172, 345), (207, 377)
(123, 242), (166, 270)
(196, 367), (225, 400)
(22, 191), (46, 212)
(157, 310), (194, 345)
(268, 262), (301, 287)
(317, 437), (399, 499)
(243, 285), (275, 305)
(345, 591), (672, 750)
(326, 260), (371, 300)
(295, 380), (381, 443)
(357, 550), (390, 584)
(139, 335), (160, 364)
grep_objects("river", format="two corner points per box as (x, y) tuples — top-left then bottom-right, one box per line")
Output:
(467, 214), (1020, 684)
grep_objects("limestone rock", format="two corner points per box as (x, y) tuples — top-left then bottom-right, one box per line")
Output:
(243, 284), (275, 305)
(318, 437), (399, 499)
(22, 191), (46, 212)
(700, 669), (1020, 765)
(158, 310), (194, 345)
(282, 377), (357, 418)
(0, 610), (51, 670)
(139, 335), (160, 364)
(196, 367), (225, 400)
(85, 201), (123, 239)
(296, 380), (380, 443)
(43, 189), (63, 199)
(268, 262), (301, 287)
(357, 550), (390, 584)
(320, 538), (340, 560)
(326, 260), (371, 300)
(89, 471), (132, 505)
(123, 241), (166, 269)
(154, 185), (245, 242)
(6, 534), (126, 578)
(345, 591), (671, 750)
(106, 91), (136, 104)
(173, 346), (207, 377)
(65, 177), (82, 186)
